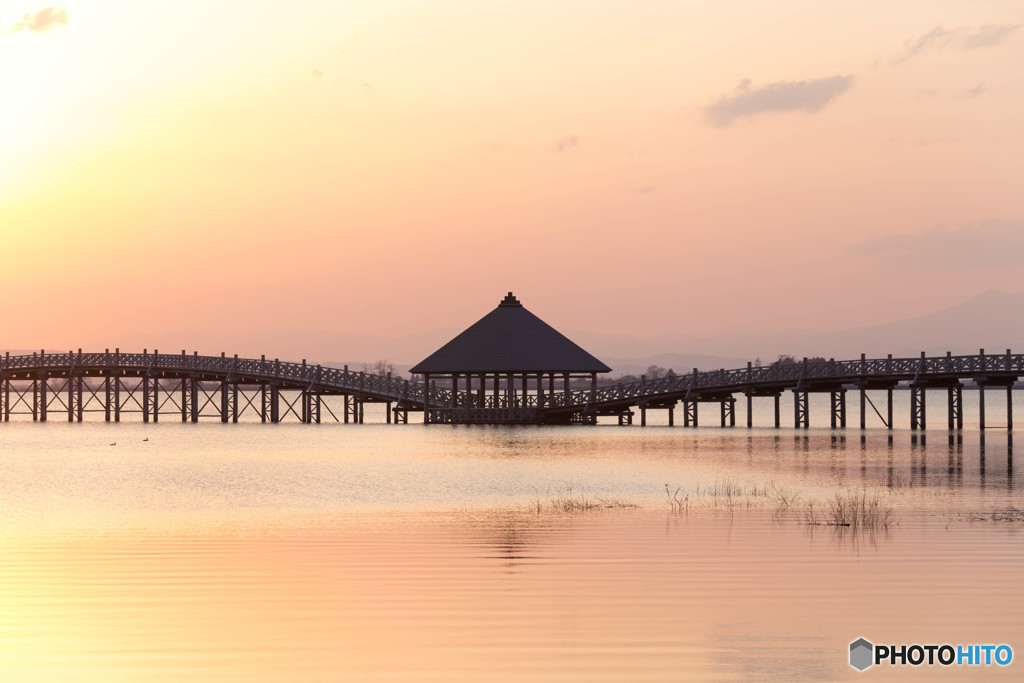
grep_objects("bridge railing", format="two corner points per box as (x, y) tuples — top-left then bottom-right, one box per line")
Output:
(5, 350), (1022, 414)
(549, 351), (1024, 411)
(0, 351), (442, 406)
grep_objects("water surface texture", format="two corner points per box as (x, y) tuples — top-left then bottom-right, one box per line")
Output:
(1, 421), (1021, 681)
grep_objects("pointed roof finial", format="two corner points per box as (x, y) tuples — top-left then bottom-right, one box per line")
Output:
(500, 291), (522, 307)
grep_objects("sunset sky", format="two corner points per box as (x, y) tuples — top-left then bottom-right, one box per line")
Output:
(1, 1), (1021, 360)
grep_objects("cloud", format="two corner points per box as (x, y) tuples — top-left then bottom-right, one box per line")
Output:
(964, 24), (1022, 49)
(4, 6), (69, 34)
(848, 220), (1024, 269)
(703, 75), (853, 127)
(552, 135), (578, 153)
(891, 24), (1020, 64)
(891, 26), (957, 65)
(957, 82), (987, 99)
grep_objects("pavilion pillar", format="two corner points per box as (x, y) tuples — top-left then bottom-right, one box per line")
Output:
(508, 372), (515, 421)
(537, 373), (544, 407)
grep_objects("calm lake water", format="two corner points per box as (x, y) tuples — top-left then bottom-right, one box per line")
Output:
(1, 396), (1022, 681)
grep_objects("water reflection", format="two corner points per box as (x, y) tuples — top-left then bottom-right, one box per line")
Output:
(0, 421), (1023, 681)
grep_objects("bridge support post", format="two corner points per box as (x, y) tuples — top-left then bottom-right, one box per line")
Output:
(67, 374), (74, 423)
(270, 385), (280, 423)
(151, 378), (159, 423)
(142, 376), (150, 423)
(887, 388), (893, 431)
(39, 377), (47, 422)
(31, 380), (37, 421)
(668, 404), (674, 427)
(947, 385), (962, 431)
(232, 384), (238, 423)
(180, 379), (188, 422)
(344, 395), (350, 424)
(114, 376), (120, 423)
(1008, 386), (1013, 432)
(774, 394), (780, 428)
(104, 377), (111, 422)
(260, 385), (268, 423)
(423, 373), (431, 424)
(859, 387), (866, 430)
(3, 379), (8, 422)
(386, 400), (391, 424)
(979, 385), (986, 431)
(721, 398), (735, 427)
(191, 378), (199, 423)
(684, 401), (697, 427)
(640, 405), (646, 426)
(794, 391), (808, 429)
(220, 382), (229, 423)
(746, 394), (753, 428)
(911, 387), (926, 430)
(830, 390), (846, 429)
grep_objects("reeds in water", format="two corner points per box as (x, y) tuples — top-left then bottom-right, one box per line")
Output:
(533, 483), (638, 513)
(665, 477), (798, 511)
(805, 489), (893, 529)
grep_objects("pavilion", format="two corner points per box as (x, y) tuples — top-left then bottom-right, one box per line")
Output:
(410, 293), (612, 424)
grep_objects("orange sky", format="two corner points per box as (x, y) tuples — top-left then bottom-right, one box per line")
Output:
(1, 1), (1022, 358)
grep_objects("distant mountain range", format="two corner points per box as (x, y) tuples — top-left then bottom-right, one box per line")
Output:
(569, 289), (1024, 372)
(8, 290), (1022, 377)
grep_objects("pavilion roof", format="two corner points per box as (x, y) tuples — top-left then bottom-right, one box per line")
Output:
(410, 293), (612, 375)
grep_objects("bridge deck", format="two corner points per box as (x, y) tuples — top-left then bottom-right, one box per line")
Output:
(0, 350), (1019, 428)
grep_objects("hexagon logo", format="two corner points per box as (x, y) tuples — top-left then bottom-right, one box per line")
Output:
(850, 638), (874, 671)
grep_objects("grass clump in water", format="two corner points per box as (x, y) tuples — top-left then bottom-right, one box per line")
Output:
(805, 489), (893, 529)
(533, 483), (639, 513)
(666, 478), (798, 511)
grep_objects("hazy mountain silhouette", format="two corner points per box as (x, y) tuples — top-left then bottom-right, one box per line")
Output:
(572, 289), (1024, 363)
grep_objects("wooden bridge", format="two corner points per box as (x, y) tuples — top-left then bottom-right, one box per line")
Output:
(0, 350), (427, 424)
(0, 349), (1019, 430)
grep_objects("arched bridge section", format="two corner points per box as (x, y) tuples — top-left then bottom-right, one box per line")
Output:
(2, 350), (1020, 429)
(0, 350), (439, 424)
(542, 351), (1022, 430)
